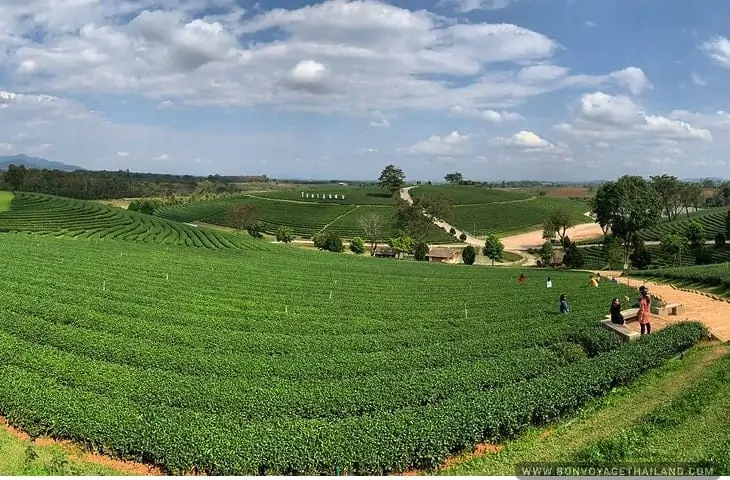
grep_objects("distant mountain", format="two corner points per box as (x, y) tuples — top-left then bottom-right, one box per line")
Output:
(0, 154), (83, 172)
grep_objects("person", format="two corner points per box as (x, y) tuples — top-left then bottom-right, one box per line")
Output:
(638, 286), (652, 335)
(546, 277), (552, 289)
(519, 273), (525, 284)
(559, 294), (569, 314)
(610, 298), (625, 325)
(590, 276), (599, 287)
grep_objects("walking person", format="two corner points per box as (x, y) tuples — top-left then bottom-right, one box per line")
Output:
(519, 273), (525, 284)
(638, 286), (652, 335)
(546, 277), (552, 289)
(610, 298), (625, 325)
(559, 294), (569, 314)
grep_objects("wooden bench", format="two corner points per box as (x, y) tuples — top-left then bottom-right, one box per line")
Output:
(601, 319), (640, 342)
(655, 303), (684, 317)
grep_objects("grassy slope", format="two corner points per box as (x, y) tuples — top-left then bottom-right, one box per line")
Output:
(255, 185), (395, 204)
(624, 262), (730, 299)
(0, 191), (12, 213)
(580, 244), (730, 270)
(439, 342), (730, 475)
(0, 428), (125, 475)
(636, 207), (729, 242)
(413, 185), (532, 205)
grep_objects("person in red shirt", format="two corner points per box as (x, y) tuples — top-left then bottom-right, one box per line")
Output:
(519, 273), (525, 284)
(638, 286), (651, 335)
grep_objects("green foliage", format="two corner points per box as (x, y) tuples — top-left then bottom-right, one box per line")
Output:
(444, 172), (463, 184)
(414, 185), (531, 205)
(538, 241), (554, 266)
(625, 262), (730, 290)
(313, 231), (343, 252)
(602, 235), (625, 270)
(3, 164), (27, 191)
(276, 226), (295, 243)
(462, 245), (476, 265)
(246, 221), (264, 238)
(127, 199), (156, 215)
(685, 219), (705, 249)
(563, 241), (584, 269)
(727, 209), (730, 239)
(414, 241), (429, 261)
(378, 164), (406, 195)
(694, 246), (713, 265)
(544, 207), (576, 243)
(0, 233), (706, 475)
(715, 233), (726, 249)
(349, 236), (366, 254)
(660, 233), (687, 267)
(483, 234), (504, 265)
(449, 227), (456, 235)
(629, 236), (651, 270)
(388, 234), (414, 257)
(459, 232), (467, 242)
(635, 207), (730, 242)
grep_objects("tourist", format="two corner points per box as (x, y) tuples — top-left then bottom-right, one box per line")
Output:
(610, 298), (625, 325)
(638, 286), (652, 335)
(559, 294), (569, 314)
(546, 276), (552, 289)
(519, 273), (525, 284)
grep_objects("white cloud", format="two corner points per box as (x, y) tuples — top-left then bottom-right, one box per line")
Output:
(153, 153), (172, 162)
(700, 37), (730, 68)
(585, 21), (596, 28)
(369, 118), (391, 127)
(405, 131), (472, 156)
(493, 130), (567, 154)
(117, 151), (130, 157)
(439, 0), (515, 13)
(691, 72), (708, 86)
(608, 67), (652, 95)
(449, 105), (523, 122)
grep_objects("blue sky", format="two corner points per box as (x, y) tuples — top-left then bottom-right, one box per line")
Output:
(0, 0), (729, 181)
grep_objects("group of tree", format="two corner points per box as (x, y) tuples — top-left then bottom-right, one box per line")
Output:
(1, 163), (269, 200)
(227, 204), (263, 238)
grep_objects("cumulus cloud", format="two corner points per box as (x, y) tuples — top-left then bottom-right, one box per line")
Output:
(439, 0), (515, 13)
(493, 130), (568, 154)
(449, 105), (523, 122)
(608, 67), (652, 95)
(700, 37), (730, 68)
(405, 131), (472, 156)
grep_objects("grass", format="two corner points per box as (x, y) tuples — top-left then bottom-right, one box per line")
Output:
(0, 427), (125, 475)
(0, 191), (13, 213)
(413, 185), (532, 205)
(438, 342), (730, 475)
(623, 262), (730, 298)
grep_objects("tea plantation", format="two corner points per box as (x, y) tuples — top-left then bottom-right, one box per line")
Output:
(0, 225), (706, 475)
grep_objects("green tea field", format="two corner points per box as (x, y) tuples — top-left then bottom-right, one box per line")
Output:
(624, 262), (730, 297)
(635, 207), (730, 242)
(0, 229), (707, 475)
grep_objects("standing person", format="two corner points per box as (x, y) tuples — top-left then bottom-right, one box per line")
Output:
(559, 294), (569, 314)
(546, 277), (552, 289)
(610, 298), (625, 325)
(638, 287), (651, 335)
(519, 273), (525, 284)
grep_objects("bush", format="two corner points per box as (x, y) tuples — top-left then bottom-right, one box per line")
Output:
(462, 245), (476, 265)
(350, 237), (366, 254)
(563, 242), (584, 269)
(128, 200), (156, 215)
(275, 226), (295, 243)
(246, 222), (264, 238)
(414, 242), (429, 261)
(459, 233), (467, 242)
(449, 227), (456, 235)
(569, 326), (622, 357)
(694, 246), (713, 265)
(313, 231), (343, 252)
(715, 233), (726, 249)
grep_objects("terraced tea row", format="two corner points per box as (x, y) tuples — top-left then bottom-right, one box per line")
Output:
(0, 192), (267, 251)
(580, 244), (730, 270)
(624, 262), (730, 291)
(0, 234), (705, 474)
(635, 207), (729, 242)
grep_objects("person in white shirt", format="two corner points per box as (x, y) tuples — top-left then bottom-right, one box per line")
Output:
(546, 277), (552, 288)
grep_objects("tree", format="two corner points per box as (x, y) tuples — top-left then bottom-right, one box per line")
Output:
(4, 164), (27, 191)
(694, 246), (713, 265)
(449, 227), (456, 235)
(128, 199), (156, 215)
(542, 225), (556, 243)
(591, 175), (661, 266)
(349, 237), (366, 254)
(685, 219), (705, 250)
(679, 183), (703, 218)
(394, 195), (449, 241)
(601, 235), (625, 270)
(538, 241), (554, 267)
(389, 235), (414, 258)
(660, 233), (687, 267)
(462, 245), (476, 265)
(313, 231), (343, 252)
(444, 172), (463, 184)
(650, 174), (682, 220)
(726, 209), (730, 240)
(544, 208), (576, 245)
(414, 241), (429, 261)
(275, 226), (295, 243)
(227, 204), (258, 233)
(246, 221), (264, 238)
(715, 233), (726, 249)
(483, 234), (504, 266)
(459, 232), (467, 242)
(629, 235), (651, 269)
(378, 164), (406, 196)
(359, 212), (383, 256)
(563, 241), (584, 269)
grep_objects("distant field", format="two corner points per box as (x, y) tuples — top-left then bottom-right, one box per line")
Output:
(157, 196), (455, 243)
(413, 185), (532, 205)
(580, 244), (730, 270)
(507, 186), (594, 199)
(256, 185), (395, 205)
(447, 197), (589, 237)
(0, 192), (13, 213)
(635, 207), (729, 242)
(624, 262), (730, 295)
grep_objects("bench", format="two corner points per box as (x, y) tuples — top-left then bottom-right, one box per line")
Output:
(655, 302), (684, 317)
(604, 307), (639, 322)
(601, 319), (640, 342)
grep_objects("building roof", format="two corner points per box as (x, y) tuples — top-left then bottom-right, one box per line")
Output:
(428, 247), (457, 258)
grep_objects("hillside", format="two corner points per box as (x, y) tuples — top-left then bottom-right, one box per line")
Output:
(0, 154), (82, 171)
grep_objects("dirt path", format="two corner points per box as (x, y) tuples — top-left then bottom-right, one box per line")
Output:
(601, 271), (730, 341)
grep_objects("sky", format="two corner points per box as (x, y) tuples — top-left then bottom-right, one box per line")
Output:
(0, 0), (729, 181)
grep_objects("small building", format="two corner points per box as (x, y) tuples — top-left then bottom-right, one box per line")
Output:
(374, 246), (397, 258)
(427, 247), (460, 264)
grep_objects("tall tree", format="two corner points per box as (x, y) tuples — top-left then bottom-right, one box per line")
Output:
(660, 233), (687, 267)
(444, 172), (463, 184)
(227, 204), (258, 234)
(394, 195), (449, 241)
(650, 174), (682, 220)
(378, 164), (406, 196)
(685, 219), (705, 250)
(679, 183), (704, 218)
(591, 175), (661, 266)
(544, 207), (576, 245)
(483, 234), (504, 266)
(359, 212), (384, 256)
(4, 164), (27, 191)
(538, 241), (554, 267)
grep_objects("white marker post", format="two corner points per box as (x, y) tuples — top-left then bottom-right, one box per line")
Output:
(464, 303), (468, 319)
(329, 290), (333, 299)
(166, 273), (169, 281)
(103, 280), (106, 291)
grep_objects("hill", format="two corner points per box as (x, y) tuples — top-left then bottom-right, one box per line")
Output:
(0, 154), (83, 171)
(0, 229), (707, 475)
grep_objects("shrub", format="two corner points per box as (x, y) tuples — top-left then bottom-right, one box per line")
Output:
(314, 231), (343, 252)
(350, 237), (366, 254)
(275, 226), (295, 243)
(462, 245), (476, 265)
(629, 237), (651, 270)
(449, 227), (456, 235)
(459, 233), (467, 242)
(569, 326), (622, 357)
(563, 242), (584, 269)
(715, 233), (726, 249)
(694, 246), (713, 265)
(246, 222), (264, 238)
(414, 242), (429, 261)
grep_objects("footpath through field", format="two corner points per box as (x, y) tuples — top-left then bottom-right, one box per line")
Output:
(602, 271), (730, 341)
